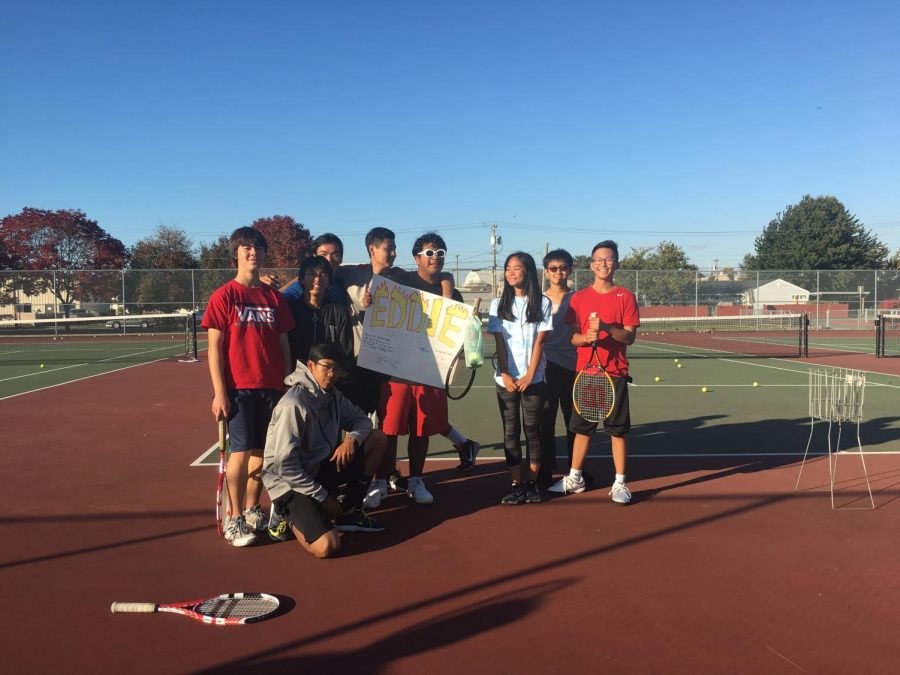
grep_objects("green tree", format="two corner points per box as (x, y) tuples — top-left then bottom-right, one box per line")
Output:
(619, 241), (696, 305)
(744, 195), (889, 270)
(125, 225), (198, 312)
(197, 235), (233, 307)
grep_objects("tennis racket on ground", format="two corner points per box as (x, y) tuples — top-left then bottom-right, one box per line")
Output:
(572, 313), (616, 423)
(111, 592), (279, 626)
(446, 298), (483, 400)
(216, 419), (230, 536)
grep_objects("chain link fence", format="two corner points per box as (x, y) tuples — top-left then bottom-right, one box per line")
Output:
(3, 268), (900, 330)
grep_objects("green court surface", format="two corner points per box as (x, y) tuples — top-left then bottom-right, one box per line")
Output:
(192, 350), (900, 468)
(0, 336), (208, 399)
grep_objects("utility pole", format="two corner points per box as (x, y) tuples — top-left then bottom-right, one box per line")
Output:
(455, 254), (460, 284)
(490, 224), (500, 296)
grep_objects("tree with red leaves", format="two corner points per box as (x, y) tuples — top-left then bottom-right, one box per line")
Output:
(0, 207), (128, 313)
(250, 215), (313, 270)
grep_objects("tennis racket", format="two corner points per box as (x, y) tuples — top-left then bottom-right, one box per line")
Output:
(572, 313), (616, 423)
(446, 298), (483, 400)
(111, 592), (279, 626)
(216, 419), (230, 536)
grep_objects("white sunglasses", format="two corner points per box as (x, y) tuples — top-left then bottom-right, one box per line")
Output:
(415, 248), (447, 258)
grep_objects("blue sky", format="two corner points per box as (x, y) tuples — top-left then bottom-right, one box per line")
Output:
(2, 0), (899, 271)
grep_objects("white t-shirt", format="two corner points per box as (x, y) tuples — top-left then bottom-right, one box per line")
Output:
(487, 295), (553, 386)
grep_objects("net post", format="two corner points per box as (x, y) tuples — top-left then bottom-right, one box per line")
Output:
(802, 313), (809, 357)
(191, 311), (198, 360)
(875, 315), (882, 358)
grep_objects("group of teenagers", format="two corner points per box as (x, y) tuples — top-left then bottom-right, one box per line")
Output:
(202, 225), (640, 559)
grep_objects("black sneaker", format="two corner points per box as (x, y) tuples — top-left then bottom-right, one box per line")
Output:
(267, 501), (293, 542)
(501, 482), (526, 505)
(335, 508), (386, 533)
(387, 470), (408, 493)
(455, 440), (481, 472)
(525, 480), (542, 503)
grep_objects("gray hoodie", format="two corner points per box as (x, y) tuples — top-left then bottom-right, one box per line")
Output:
(262, 362), (372, 503)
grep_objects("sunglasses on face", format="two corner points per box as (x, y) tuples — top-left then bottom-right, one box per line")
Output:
(415, 248), (446, 259)
(546, 265), (569, 273)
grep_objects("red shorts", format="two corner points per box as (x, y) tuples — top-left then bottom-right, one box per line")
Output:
(379, 381), (449, 437)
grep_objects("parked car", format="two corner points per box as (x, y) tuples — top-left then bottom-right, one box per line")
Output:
(105, 317), (156, 329)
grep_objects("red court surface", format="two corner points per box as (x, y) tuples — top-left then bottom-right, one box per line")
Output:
(2, 360), (899, 674)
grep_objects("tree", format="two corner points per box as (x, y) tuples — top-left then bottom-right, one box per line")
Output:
(126, 225), (198, 312)
(250, 215), (313, 271)
(619, 241), (696, 305)
(0, 208), (128, 314)
(743, 195), (889, 270)
(197, 235), (233, 306)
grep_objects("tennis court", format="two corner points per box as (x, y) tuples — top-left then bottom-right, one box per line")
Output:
(3, 316), (900, 673)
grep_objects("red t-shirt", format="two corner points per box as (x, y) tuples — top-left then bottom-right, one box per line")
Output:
(566, 285), (640, 377)
(202, 280), (295, 390)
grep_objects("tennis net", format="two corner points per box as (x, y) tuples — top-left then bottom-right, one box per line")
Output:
(634, 313), (808, 359)
(0, 313), (198, 364)
(876, 313), (900, 357)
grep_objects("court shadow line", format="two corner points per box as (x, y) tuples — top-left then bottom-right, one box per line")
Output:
(199, 578), (577, 674)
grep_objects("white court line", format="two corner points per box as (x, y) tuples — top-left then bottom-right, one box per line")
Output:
(0, 357), (191, 402)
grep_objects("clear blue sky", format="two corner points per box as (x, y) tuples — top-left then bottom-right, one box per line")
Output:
(3, 0), (899, 271)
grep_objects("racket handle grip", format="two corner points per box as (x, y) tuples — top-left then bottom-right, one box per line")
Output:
(111, 602), (158, 613)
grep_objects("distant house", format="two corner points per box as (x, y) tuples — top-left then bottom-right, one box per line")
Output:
(742, 278), (809, 311)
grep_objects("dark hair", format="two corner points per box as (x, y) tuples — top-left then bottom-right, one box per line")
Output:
(543, 248), (574, 269)
(365, 227), (396, 251)
(497, 252), (544, 324)
(591, 240), (619, 261)
(308, 341), (347, 366)
(298, 255), (333, 284)
(312, 233), (344, 258)
(412, 231), (447, 257)
(229, 227), (268, 261)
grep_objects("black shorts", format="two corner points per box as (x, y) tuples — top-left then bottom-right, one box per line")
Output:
(271, 442), (369, 545)
(568, 375), (631, 437)
(227, 389), (282, 451)
(272, 491), (333, 545)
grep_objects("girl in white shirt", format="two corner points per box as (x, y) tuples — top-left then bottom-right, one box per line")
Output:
(487, 252), (553, 505)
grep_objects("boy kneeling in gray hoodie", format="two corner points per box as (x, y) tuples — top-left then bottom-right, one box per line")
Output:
(262, 342), (387, 558)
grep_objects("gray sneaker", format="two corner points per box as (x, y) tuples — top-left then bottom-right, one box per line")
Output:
(223, 515), (256, 547)
(548, 474), (586, 495)
(243, 504), (268, 533)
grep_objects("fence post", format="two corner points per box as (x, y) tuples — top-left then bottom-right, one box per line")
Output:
(191, 269), (196, 311)
(694, 269), (699, 317)
(121, 270), (126, 315)
(816, 270), (820, 330)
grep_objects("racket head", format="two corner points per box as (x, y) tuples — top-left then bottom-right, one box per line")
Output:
(572, 347), (616, 423)
(446, 350), (477, 400)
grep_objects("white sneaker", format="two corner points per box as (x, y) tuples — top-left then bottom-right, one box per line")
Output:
(610, 481), (632, 505)
(223, 515), (256, 547)
(243, 504), (268, 533)
(363, 479), (388, 509)
(548, 474), (586, 495)
(407, 476), (434, 504)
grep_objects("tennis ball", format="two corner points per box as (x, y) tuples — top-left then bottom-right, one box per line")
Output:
(753, 381), (759, 387)
(674, 358), (679, 363)
(701, 386), (708, 393)
(676, 363), (683, 369)
(40, 363), (45, 369)
(654, 376), (660, 382)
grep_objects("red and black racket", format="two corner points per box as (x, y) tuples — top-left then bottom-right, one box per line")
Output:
(572, 313), (616, 423)
(215, 419), (230, 536)
(111, 592), (279, 626)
